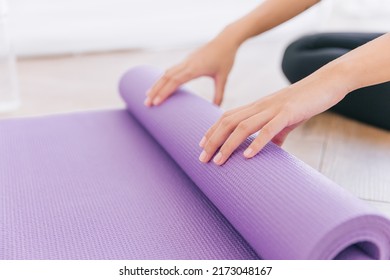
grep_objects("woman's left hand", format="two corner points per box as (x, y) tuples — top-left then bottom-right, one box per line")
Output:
(198, 73), (348, 165)
(198, 32), (390, 165)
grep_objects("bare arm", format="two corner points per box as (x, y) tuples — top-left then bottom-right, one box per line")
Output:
(200, 33), (390, 165)
(338, 33), (390, 91)
(145, 0), (321, 106)
(223, 0), (321, 46)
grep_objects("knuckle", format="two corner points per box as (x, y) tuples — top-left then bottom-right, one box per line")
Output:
(236, 122), (250, 133)
(204, 129), (214, 140)
(220, 117), (233, 129)
(204, 139), (217, 152)
(222, 109), (235, 118)
(147, 88), (155, 97)
(182, 70), (192, 80)
(221, 112), (231, 119)
(254, 96), (268, 107)
(169, 74), (181, 84)
(163, 71), (173, 80)
(183, 65), (195, 76)
(220, 143), (233, 155)
(183, 59), (192, 67)
(260, 126), (273, 138)
(281, 102), (296, 117)
(253, 100), (263, 108)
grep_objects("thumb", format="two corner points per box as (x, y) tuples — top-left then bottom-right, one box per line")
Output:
(271, 122), (301, 146)
(213, 74), (227, 106)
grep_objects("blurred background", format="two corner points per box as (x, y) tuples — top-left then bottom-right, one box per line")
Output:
(0, 0), (389, 115)
(6, 0), (390, 57)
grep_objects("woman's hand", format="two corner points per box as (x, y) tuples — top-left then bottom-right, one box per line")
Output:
(144, 0), (323, 107)
(145, 33), (239, 107)
(198, 69), (349, 165)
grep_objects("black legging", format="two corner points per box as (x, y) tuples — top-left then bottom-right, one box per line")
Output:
(281, 32), (390, 130)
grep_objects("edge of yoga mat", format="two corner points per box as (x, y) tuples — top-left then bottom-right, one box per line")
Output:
(119, 65), (390, 260)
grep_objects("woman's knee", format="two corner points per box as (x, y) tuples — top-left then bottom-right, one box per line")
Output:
(281, 34), (316, 83)
(281, 33), (344, 83)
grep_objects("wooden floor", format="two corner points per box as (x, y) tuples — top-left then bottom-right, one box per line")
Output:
(1, 41), (390, 216)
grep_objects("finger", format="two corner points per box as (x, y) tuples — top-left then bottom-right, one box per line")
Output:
(199, 103), (254, 148)
(213, 74), (227, 106)
(199, 107), (259, 163)
(271, 129), (291, 146)
(243, 114), (287, 158)
(212, 111), (272, 165)
(198, 115), (240, 163)
(145, 64), (185, 106)
(145, 73), (172, 106)
(151, 70), (192, 106)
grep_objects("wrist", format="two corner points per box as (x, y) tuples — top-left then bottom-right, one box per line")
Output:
(306, 59), (357, 103)
(219, 22), (248, 48)
(288, 60), (355, 111)
(323, 58), (362, 98)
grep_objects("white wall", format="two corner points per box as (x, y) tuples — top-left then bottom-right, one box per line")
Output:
(7, 0), (331, 57)
(9, 0), (390, 57)
(326, 0), (390, 32)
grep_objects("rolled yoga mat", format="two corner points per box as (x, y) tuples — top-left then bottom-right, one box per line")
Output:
(119, 66), (390, 260)
(1, 66), (389, 259)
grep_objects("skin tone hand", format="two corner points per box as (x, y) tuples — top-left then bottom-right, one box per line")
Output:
(198, 72), (345, 165)
(199, 33), (390, 165)
(143, 0), (390, 165)
(145, 0), (320, 106)
(145, 33), (239, 106)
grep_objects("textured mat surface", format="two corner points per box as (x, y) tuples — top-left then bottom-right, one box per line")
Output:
(119, 66), (390, 260)
(0, 111), (257, 259)
(1, 65), (390, 259)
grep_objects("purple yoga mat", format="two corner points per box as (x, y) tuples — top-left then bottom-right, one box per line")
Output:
(0, 111), (257, 259)
(1, 65), (389, 259)
(119, 66), (390, 260)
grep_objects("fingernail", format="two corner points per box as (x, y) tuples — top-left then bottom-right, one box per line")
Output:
(153, 97), (161, 106)
(213, 152), (223, 165)
(144, 97), (152, 106)
(199, 150), (208, 162)
(243, 148), (253, 158)
(199, 137), (207, 147)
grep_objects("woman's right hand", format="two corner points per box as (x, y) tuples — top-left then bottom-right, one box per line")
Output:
(144, 33), (239, 107)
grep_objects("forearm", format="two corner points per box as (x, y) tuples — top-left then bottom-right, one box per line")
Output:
(336, 33), (390, 92)
(198, 33), (390, 163)
(300, 33), (390, 103)
(219, 0), (320, 46)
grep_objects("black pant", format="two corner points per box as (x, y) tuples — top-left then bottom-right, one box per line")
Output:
(281, 32), (390, 130)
